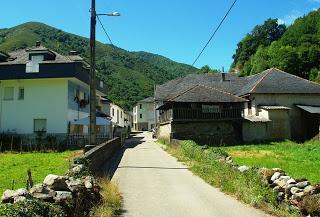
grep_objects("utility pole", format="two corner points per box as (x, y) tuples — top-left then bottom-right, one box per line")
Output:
(89, 0), (97, 146)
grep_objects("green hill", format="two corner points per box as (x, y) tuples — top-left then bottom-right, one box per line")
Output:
(231, 10), (320, 83)
(0, 22), (198, 110)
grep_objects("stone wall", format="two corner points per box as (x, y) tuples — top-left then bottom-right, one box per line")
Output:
(251, 93), (320, 141)
(158, 123), (172, 141)
(222, 155), (320, 216)
(84, 137), (121, 173)
(242, 121), (269, 143)
(243, 109), (291, 143)
(170, 121), (241, 145)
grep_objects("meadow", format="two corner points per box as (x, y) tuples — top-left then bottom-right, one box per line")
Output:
(0, 151), (80, 195)
(219, 140), (320, 184)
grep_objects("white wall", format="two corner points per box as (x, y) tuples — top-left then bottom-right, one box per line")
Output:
(132, 101), (155, 130)
(110, 103), (125, 127)
(0, 79), (68, 134)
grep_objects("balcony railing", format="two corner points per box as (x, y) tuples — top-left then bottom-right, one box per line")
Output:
(159, 108), (243, 123)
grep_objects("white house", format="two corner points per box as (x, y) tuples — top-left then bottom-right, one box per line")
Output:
(0, 43), (108, 137)
(133, 97), (155, 131)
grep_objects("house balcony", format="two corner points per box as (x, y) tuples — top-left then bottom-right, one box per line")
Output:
(159, 108), (243, 123)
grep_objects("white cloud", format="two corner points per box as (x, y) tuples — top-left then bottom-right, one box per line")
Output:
(278, 10), (302, 25)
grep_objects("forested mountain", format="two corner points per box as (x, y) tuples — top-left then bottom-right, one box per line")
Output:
(0, 22), (198, 110)
(231, 10), (320, 83)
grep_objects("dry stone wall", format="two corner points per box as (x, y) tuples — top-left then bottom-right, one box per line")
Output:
(222, 155), (320, 216)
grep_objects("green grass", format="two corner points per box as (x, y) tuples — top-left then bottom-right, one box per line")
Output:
(218, 140), (320, 184)
(159, 139), (300, 217)
(0, 151), (79, 195)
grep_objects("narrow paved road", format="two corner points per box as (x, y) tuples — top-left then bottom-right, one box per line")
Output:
(112, 132), (270, 217)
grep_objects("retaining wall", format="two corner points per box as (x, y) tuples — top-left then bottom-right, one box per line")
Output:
(84, 137), (121, 173)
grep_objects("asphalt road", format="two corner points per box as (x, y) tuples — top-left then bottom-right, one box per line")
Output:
(112, 132), (270, 217)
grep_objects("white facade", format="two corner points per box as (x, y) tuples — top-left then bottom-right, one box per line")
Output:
(133, 99), (155, 131)
(0, 78), (104, 135)
(110, 103), (126, 128)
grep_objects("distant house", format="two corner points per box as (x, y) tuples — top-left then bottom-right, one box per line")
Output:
(0, 43), (108, 137)
(110, 103), (132, 136)
(155, 68), (320, 144)
(133, 97), (155, 131)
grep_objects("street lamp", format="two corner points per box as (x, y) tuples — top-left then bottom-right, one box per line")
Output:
(89, 0), (120, 148)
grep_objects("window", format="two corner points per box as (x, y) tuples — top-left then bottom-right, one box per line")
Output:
(117, 110), (119, 123)
(140, 114), (142, 119)
(34, 119), (47, 133)
(26, 55), (44, 73)
(139, 104), (142, 109)
(18, 87), (24, 100)
(79, 91), (84, 100)
(112, 108), (115, 116)
(202, 105), (220, 113)
(121, 111), (123, 118)
(4, 87), (14, 100)
(99, 81), (104, 88)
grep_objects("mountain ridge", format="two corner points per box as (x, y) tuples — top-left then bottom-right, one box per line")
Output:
(0, 22), (198, 110)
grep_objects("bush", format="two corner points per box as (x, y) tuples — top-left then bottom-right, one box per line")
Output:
(0, 199), (66, 217)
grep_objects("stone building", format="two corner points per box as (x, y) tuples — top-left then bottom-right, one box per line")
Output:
(155, 68), (320, 144)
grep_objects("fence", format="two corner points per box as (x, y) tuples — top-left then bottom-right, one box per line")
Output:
(67, 133), (111, 147)
(0, 133), (113, 152)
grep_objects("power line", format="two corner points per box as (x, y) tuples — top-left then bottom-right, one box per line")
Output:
(97, 15), (114, 45)
(192, 0), (238, 66)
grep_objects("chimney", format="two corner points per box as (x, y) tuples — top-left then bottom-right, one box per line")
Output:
(35, 41), (41, 47)
(69, 50), (78, 56)
(221, 73), (226, 82)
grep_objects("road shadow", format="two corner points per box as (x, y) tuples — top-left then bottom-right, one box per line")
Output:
(100, 135), (145, 179)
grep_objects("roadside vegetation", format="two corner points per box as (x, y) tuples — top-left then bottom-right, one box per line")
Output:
(159, 139), (300, 217)
(219, 140), (320, 184)
(0, 151), (80, 195)
(90, 179), (122, 217)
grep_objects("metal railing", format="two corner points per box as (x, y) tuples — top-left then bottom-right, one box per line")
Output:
(67, 133), (111, 147)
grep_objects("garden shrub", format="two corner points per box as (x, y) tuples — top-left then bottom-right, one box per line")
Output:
(0, 199), (66, 217)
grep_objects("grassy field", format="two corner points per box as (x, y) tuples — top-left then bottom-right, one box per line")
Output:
(218, 140), (320, 184)
(0, 151), (80, 195)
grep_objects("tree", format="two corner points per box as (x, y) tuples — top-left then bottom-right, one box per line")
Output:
(232, 18), (286, 71)
(198, 65), (220, 74)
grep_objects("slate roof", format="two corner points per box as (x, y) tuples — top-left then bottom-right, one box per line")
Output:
(155, 73), (247, 101)
(237, 68), (320, 96)
(297, 105), (320, 114)
(260, 106), (291, 110)
(139, 96), (154, 103)
(155, 68), (320, 102)
(244, 115), (271, 123)
(167, 85), (247, 103)
(0, 46), (85, 65)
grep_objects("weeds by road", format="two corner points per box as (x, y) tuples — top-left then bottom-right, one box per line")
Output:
(159, 139), (300, 217)
(90, 179), (122, 217)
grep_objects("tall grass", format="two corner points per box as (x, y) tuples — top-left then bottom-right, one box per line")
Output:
(90, 179), (122, 217)
(161, 139), (300, 217)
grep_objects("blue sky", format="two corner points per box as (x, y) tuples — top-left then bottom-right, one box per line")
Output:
(0, 0), (319, 69)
